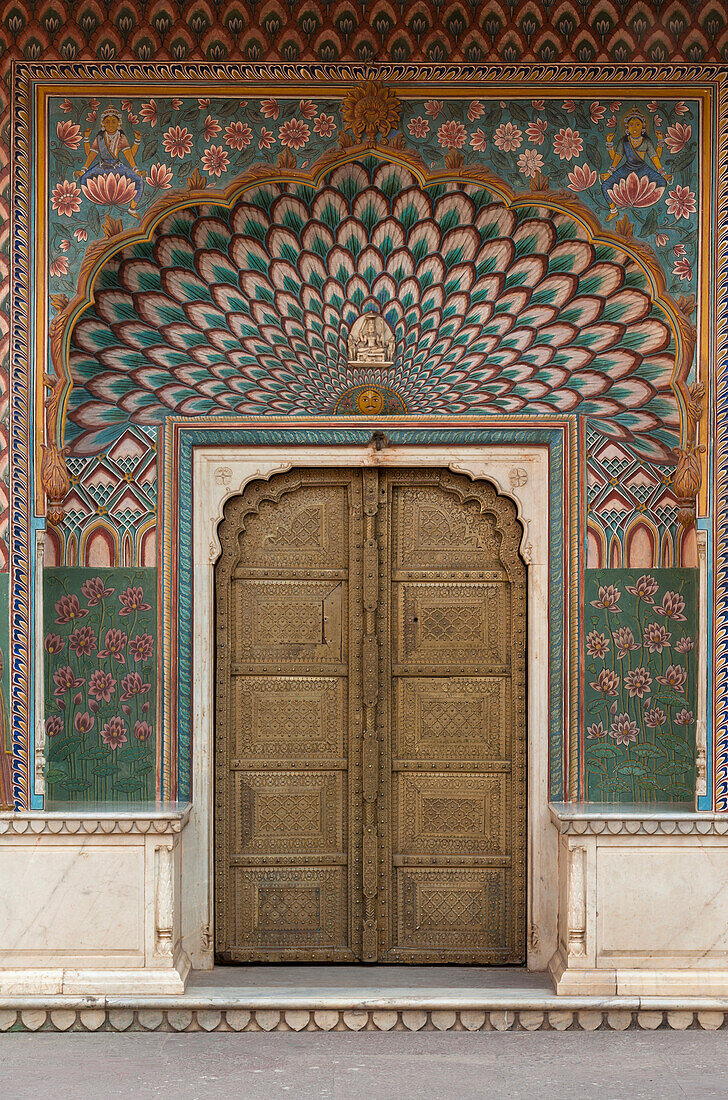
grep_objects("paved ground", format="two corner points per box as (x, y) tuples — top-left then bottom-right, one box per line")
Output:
(1, 1031), (728, 1099)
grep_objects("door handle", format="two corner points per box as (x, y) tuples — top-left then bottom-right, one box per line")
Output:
(322, 583), (342, 652)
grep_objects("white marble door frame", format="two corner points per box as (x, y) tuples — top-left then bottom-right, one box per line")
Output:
(187, 444), (557, 971)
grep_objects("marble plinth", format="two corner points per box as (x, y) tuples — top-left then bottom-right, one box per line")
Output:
(0, 805), (191, 995)
(549, 804), (728, 996)
(2, 798), (728, 1002)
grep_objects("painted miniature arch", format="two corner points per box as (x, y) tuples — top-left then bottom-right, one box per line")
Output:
(51, 150), (695, 468)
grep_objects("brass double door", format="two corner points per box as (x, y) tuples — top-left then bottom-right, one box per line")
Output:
(215, 467), (527, 964)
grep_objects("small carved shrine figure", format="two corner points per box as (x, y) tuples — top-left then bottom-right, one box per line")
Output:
(347, 314), (395, 368)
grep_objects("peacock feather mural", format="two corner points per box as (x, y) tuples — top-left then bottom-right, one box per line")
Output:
(9, 70), (711, 809)
(67, 160), (681, 464)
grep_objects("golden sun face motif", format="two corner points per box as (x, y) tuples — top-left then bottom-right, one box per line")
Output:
(356, 388), (385, 415)
(342, 80), (401, 144)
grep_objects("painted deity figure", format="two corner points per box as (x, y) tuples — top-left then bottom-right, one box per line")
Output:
(74, 106), (145, 215)
(601, 109), (673, 221)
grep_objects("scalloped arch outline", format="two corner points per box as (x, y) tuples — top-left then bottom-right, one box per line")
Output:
(48, 142), (696, 457)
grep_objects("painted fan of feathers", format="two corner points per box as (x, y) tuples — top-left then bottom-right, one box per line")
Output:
(68, 159), (679, 461)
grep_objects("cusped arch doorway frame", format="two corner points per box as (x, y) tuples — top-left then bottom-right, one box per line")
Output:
(186, 440), (557, 972)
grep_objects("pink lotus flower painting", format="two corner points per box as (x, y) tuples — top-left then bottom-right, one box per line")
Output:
(44, 571), (156, 803)
(51, 179), (82, 217)
(146, 163), (173, 189)
(567, 164), (597, 191)
(81, 172), (139, 207)
(613, 626), (639, 658)
(607, 171), (664, 209)
(585, 570), (696, 804)
(56, 120), (83, 150)
(54, 594), (89, 625)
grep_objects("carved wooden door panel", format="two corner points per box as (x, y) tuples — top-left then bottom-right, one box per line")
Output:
(215, 470), (364, 961)
(378, 470), (527, 964)
(215, 467), (526, 965)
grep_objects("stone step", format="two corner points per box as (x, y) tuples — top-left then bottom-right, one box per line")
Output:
(1, 990), (728, 1032)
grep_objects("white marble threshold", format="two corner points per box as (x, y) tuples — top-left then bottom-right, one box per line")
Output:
(4, 968), (728, 1013)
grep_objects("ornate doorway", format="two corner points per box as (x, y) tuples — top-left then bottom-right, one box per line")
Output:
(214, 467), (527, 964)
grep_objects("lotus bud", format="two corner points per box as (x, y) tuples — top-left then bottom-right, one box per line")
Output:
(40, 444), (70, 527)
(673, 444), (705, 530)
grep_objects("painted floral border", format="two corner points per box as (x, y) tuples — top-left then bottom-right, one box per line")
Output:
(48, 92), (699, 299)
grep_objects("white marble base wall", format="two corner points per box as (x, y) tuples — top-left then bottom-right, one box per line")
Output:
(3, 801), (728, 997)
(549, 804), (728, 996)
(0, 807), (191, 995)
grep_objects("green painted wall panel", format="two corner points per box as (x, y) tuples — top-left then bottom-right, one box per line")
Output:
(43, 568), (157, 804)
(584, 568), (698, 805)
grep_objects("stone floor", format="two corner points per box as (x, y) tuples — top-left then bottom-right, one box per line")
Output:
(2, 1029), (728, 1099)
(188, 963), (553, 991)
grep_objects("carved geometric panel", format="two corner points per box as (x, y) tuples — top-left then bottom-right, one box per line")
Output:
(395, 869), (510, 957)
(231, 579), (346, 666)
(234, 772), (344, 855)
(393, 486), (503, 574)
(236, 484), (349, 571)
(233, 868), (347, 951)
(395, 774), (508, 857)
(395, 582), (508, 669)
(231, 676), (346, 763)
(394, 677), (508, 762)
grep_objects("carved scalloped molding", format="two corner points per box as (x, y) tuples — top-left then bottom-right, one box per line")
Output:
(3, 1001), (728, 1032)
(552, 816), (728, 836)
(0, 812), (190, 836)
(447, 456), (539, 564)
(206, 462), (294, 563)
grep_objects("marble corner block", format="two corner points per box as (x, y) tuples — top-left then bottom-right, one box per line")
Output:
(549, 804), (728, 996)
(0, 808), (191, 995)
